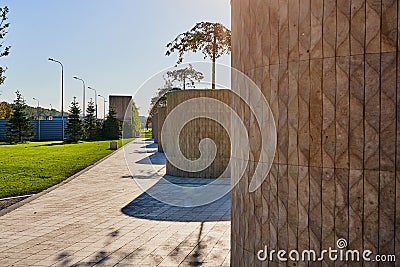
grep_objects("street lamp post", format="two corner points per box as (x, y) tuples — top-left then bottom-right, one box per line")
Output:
(48, 57), (64, 140)
(98, 94), (106, 119)
(49, 104), (53, 117)
(88, 86), (97, 119)
(73, 76), (86, 117)
(33, 97), (40, 141)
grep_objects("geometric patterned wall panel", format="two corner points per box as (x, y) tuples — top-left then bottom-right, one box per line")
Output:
(231, 0), (399, 265)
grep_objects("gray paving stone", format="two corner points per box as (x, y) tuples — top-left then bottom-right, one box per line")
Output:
(0, 139), (230, 266)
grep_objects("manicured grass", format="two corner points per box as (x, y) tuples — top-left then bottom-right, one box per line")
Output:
(0, 140), (128, 198)
(140, 129), (152, 138)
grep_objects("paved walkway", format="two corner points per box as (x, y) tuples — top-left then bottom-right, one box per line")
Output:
(0, 139), (230, 267)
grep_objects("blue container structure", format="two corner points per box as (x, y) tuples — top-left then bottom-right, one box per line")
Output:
(0, 119), (68, 141)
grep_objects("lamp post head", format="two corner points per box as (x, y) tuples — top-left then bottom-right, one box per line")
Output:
(88, 86), (97, 93)
(73, 76), (84, 82)
(48, 58), (54, 61)
(33, 98), (39, 106)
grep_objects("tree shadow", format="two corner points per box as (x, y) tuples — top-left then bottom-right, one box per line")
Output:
(0, 141), (65, 147)
(54, 229), (136, 267)
(36, 142), (65, 147)
(188, 222), (204, 266)
(0, 143), (14, 146)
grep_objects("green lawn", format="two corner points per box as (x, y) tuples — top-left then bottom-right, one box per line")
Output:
(140, 129), (152, 138)
(0, 140), (128, 198)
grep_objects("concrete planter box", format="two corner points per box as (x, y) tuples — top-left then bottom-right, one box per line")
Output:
(163, 89), (231, 178)
(110, 141), (118, 150)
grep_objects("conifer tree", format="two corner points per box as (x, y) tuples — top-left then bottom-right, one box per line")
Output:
(65, 97), (83, 142)
(102, 108), (120, 140)
(6, 90), (34, 143)
(84, 98), (98, 140)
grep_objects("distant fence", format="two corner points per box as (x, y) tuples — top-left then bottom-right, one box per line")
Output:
(0, 120), (67, 141)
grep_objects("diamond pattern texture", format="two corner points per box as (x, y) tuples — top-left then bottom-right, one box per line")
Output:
(231, 0), (399, 265)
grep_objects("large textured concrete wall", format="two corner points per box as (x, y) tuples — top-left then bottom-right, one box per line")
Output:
(151, 113), (158, 143)
(231, 0), (399, 266)
(157, 107), (167, 152)
(165, 89), (231, 178)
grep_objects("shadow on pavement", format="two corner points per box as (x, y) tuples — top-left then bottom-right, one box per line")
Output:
(55, 229), (144, 267)
(187, 222), (204, 266)
(140, 142), (158, 149)
(135, 152), (166, 165)
(121, 191), (230, 222)
(123, 140), (230, 223)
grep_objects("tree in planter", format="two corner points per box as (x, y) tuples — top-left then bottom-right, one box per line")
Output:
(102, 108), (120, 140)
(150, 78), (174, 108)
(6, 90), (34, 143)
(166, 22), (231, 89)
(84, 98), (98, 140)
(166, 64), (204, 90)
(0, 6), (11, 85)
(147, 83), (182, 128)
(65, 97), (84, 142)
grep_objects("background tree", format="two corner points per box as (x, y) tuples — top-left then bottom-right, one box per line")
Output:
(166, 22), (231, 89)
(166, 64), (204, 90)
(25, 106), (62, 118)
(6, 90), (34, 143)
(0, 6), (11, 85)
(84, 98), (98, 140)
(65, 97), (84, 142)
(132, 101), (141, 136)
(0, 101), (61, 120)
(0, 101), (12, 119)
(122, 101), (141, 138)
(102, 108), (119, 140)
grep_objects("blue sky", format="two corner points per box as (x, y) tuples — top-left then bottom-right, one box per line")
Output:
(0, 0), (231, 116)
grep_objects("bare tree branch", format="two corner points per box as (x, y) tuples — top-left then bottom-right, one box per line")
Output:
(0, 6), (10, 85)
